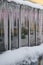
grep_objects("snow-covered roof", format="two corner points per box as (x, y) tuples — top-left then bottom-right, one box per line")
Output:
(7, 0), (43, 10)
(0, 44), (43, 65)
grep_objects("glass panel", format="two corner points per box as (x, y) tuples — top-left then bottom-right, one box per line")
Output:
(36, 19), (41, 45)
(36, 10), (41, 45)
(30, 21), (36, 46)
(0, 18), (5, 53)
(11, 5), (19, 49)
(30, 9), (36, 46)
(21, 6), (28, 47)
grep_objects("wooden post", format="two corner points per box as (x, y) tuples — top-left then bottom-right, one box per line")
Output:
(19, 5), (21, 47)
(35, 9), (38, 46)
(39, 10), (42, 44)
(8, 7), (12, 50)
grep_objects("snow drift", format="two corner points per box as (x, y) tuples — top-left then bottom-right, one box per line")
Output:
(0, 44), (43, 65)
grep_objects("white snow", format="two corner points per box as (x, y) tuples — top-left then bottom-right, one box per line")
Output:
(8, 0), (43, 9)
(0, 44), (43, 65)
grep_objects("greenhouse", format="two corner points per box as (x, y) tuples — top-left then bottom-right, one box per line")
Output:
(0, 0), (43, 52)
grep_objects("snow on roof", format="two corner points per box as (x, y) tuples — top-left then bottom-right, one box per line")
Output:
(7, 0), (43, 9)
(0, 44), (43, 65)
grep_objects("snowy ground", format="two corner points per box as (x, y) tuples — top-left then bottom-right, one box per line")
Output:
(0, 44), (43, 65)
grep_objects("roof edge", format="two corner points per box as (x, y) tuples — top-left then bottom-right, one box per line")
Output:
(8, 0), (43, 9)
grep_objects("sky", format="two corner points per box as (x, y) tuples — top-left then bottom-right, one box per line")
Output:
(29, 0), (43, 5)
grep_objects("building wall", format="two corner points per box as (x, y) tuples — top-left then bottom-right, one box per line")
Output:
(0, 1), (43, 51)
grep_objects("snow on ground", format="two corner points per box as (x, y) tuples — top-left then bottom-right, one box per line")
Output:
(8, 0), (43, 9)
(0, 44), (43, 65)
